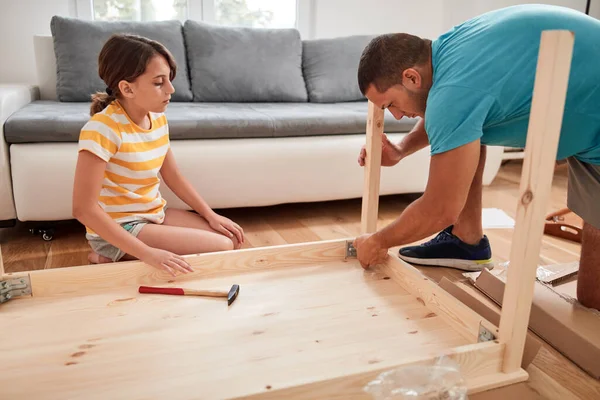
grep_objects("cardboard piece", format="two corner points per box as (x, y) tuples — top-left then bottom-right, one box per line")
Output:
(544, 208), (583, 243)
(439, 277), (541, 369)
(474, 268), (600, 379)
(536, 261), (579, 285)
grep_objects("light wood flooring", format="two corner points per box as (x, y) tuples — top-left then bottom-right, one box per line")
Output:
(1, 160), (599, 399)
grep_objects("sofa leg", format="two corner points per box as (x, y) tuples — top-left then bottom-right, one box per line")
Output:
(29, 227), (56, 241)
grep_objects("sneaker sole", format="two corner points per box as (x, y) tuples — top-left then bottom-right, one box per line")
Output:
(398, 255), (494, 271)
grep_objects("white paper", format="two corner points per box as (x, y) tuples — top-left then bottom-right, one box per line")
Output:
(482, 208), (515, 229)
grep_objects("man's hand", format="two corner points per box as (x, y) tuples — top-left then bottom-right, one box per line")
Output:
(353, 233), (389, 269)
(358, 133), (403, 167)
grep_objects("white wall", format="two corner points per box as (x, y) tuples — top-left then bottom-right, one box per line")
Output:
(0, 0), (76, 85)
(309, 0), (590, 41)
(0, 0), (596, 86)
(311, 0), (445, 40)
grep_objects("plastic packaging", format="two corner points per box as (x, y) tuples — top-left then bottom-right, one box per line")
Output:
(363, 356), (468, 399)
(500, 260), (578, 284)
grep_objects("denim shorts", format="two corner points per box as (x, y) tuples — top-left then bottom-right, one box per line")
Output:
(86, 220), (148, 262)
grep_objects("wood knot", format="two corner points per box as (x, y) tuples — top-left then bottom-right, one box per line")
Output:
(376, 122), (382, 128)
(521, 190), (533, 205)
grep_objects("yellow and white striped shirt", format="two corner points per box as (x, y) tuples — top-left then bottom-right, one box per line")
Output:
(78, 100), (170, 236)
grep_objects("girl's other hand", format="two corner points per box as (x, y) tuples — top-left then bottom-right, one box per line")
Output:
(141, 247), (193, 276)
(207, 213), (244, 248)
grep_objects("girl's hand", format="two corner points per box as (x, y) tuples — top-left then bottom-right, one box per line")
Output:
(141, 247), (194, 277)
(207, 213), (244, 247)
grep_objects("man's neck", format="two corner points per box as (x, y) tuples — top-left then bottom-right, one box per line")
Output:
(421, 43), (434, 90)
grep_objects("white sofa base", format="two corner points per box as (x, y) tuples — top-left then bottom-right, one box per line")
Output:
(10, 135), (503, 222)
(0, 85), (39, 222)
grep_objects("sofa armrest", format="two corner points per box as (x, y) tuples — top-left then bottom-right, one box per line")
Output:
(0, 84), (40, 221)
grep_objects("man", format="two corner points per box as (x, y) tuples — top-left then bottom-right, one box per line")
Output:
(353, 4), (600, 311)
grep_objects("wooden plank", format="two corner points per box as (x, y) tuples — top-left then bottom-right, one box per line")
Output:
(1, 259), (471, 400)
(17, 239), (351, 298)
(240, 342), (522, 399)
(360, 101), (384, 234)
(498, 30), (574, 373)
(382, 254), (498, 343)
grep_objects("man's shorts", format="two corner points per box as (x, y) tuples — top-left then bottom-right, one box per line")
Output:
(86, 220), (148, 262)
(567, 157), (600, 229)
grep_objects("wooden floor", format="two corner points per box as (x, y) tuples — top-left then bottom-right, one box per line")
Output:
(1, 160), (599, 399)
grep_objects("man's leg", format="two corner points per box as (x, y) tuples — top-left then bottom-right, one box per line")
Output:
(451, 145), (486, 245)
(578, 223), (600, 310)
(398, 145), (492, 271)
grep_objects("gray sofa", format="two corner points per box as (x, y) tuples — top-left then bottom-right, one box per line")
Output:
(0, 16), (503, 237)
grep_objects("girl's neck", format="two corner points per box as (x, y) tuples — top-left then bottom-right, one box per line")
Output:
(117, 98), (151, 130)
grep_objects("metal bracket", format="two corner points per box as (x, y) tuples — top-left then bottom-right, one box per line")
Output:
(345, 240), (357, 258)
(478, 323), (497, 342)
(0, 276), (32, 304)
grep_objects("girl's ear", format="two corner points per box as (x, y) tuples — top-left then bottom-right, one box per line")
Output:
(118, 80), (135, 98)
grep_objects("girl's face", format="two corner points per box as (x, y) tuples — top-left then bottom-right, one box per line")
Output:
(120, 54), (175, 113)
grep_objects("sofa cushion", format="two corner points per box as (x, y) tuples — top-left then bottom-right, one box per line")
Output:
(3, 102), (417, 144)
(183, 20), (307, 102)
(50, 16), (192, 102)
(303, 35), (374, 103)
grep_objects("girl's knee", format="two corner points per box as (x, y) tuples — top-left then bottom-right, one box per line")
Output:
(218, 236), (235, 252)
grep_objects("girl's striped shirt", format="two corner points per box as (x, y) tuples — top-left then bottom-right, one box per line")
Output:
(78, 100), (169, 237)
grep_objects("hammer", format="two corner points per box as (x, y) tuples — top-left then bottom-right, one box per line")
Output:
(139, 284), (240, 306)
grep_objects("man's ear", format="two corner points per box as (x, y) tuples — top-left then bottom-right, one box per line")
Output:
(402, 68), (422, 89)
(118, 80), (135, 98)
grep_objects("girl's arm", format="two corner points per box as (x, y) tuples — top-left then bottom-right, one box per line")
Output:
(159, 149), (244, 244)
(72, 150), (192, 275)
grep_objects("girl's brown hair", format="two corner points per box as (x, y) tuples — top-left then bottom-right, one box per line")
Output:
(90, 34), (177, 116)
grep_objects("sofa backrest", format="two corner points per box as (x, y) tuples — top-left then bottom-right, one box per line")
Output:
(34, 16), (373, 104)
(183, 20), (308, 103)
(34, 35), (58, 101)
(302, 35), (374, 103)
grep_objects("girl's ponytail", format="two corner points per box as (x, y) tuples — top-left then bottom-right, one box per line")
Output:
(90, 88), (116, 116)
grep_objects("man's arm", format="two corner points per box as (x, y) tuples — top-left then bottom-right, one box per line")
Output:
(375, 139), (481, 248)
(397, 118), (429, 158)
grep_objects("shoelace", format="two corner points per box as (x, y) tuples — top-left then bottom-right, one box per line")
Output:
(427, 231), (454, 245)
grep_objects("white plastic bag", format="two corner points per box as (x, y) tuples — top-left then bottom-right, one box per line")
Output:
(363, 356), (468, 400)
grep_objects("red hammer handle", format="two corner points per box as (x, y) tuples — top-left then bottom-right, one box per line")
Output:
(139, 286), (185, 296)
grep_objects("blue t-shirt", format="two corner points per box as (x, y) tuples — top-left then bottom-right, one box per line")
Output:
(425, 4), (600, 164)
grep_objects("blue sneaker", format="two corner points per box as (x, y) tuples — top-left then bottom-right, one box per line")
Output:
(398, 226), (493, 271)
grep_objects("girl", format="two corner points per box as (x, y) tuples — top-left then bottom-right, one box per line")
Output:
(72, 34), (244, 276)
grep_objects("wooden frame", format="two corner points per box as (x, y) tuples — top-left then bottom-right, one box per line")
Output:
(0, 30), (573, 399)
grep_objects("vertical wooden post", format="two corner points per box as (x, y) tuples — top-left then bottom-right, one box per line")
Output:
(0, 244), (4, 276)
(361, 101), (384, 234)
(498, 30), (574, 373)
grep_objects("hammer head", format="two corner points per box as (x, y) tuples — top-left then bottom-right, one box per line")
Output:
(227, 284), (240, 306)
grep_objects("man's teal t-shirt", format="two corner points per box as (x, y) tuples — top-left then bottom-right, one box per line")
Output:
(425, 4), (600, 164)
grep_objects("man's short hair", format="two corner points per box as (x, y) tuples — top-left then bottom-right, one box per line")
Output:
(358, 33), (431, 95)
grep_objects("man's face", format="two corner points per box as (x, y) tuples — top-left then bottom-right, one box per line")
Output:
(364, 69), (429, 119)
